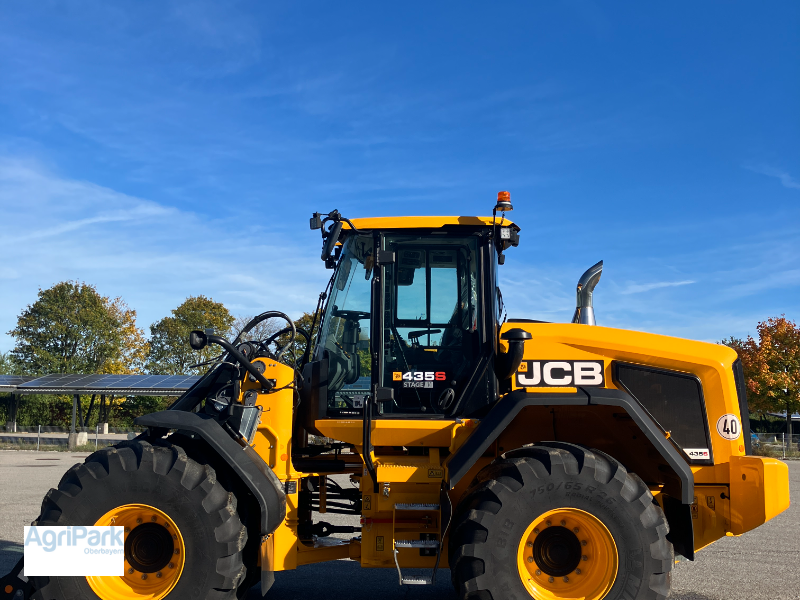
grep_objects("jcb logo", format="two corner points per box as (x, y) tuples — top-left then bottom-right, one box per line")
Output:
(516, 360), (604, 387)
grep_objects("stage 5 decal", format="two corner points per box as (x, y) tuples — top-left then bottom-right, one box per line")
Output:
(516, 360), (605, 387)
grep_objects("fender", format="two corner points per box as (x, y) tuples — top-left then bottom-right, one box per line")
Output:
(135, 410), (286, 536)
(445, 387), (694, 503)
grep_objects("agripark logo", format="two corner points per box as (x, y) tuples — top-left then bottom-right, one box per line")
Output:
(24, 526), (124, 576)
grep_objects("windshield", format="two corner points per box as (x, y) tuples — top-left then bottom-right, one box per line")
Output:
(317, 235), (373, 408)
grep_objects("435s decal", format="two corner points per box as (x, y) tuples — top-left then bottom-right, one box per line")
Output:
(393, 371), (447, 389)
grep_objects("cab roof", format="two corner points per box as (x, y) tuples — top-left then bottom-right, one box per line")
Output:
(345, 216), (520, 231)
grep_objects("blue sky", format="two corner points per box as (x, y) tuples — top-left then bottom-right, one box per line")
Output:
(0, 1), (798, 351)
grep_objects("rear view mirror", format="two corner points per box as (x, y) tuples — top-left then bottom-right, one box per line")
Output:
(189, 330), (207, 350)
(322, 222), (343, 261)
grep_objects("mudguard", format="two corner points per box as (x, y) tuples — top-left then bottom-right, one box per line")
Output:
(445, 387), (694, 504)
(136, 410), (286, 536)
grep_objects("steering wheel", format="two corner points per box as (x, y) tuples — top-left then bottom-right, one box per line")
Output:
(332, 309), (370, 321)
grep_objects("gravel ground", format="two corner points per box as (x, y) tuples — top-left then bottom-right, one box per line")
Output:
(1, 450), (796, 599)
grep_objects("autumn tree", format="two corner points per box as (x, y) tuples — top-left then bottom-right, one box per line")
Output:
(147, 296), (234, 375)
(723, 316), (800, 440)
(103, 298), (149, 375)
(9, 281), (124, 374)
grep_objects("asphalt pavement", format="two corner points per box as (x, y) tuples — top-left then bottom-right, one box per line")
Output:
(1, 450), (797, 600)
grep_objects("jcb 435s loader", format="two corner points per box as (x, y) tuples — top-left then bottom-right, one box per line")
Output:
(3, 193), (790, 600)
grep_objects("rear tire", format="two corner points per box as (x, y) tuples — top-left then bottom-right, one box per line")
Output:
(449, 442), (673, 600)
(31, 439), (249, 600)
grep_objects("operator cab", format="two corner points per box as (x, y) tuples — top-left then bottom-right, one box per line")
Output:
(301, 203), (520, 429)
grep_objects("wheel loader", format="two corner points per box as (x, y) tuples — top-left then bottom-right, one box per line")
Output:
(2, 192), (791, 600)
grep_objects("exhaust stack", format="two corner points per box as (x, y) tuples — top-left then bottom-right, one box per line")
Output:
(572, 260), (603, 325)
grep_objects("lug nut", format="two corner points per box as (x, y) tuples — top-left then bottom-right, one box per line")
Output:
(141, 574), (147, 580)
(168, 563), (175, 569)
(173, 534), (178, 540)
(548, 577), (554, 583)
(560, 520), (566, 526)
(526, 541), (533, 548)
(573, 527), (579, 533)
(535, 570), (541, 576)
(527, 556), (534, 563)
(174, 548), (180, 554)
(563, 576), (569, 583)
(124, 527), (130, 533)
(128, 568), (134, 574)
(581, 540), (587, 546)
(156, 572), (162, 578)
(546, 520), (552, 527)
(533, 528), (539, 534)
(151, 516), (157, 522)
(576, 568), (582, 575)
(136, 518), (142, 524)
(582, 555), (588, 561)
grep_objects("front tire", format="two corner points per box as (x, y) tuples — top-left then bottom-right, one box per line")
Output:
(450, 442), (673, 600)
(31, 439), (249, 600)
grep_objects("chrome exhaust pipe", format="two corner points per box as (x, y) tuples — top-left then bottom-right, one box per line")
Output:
(572, 260), (603, 325)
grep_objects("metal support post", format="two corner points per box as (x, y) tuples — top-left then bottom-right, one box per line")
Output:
(71, 395), (78, 434)
(69, 394), (79, 450)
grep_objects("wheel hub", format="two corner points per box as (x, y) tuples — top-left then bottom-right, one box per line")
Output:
(531, 526), (582, 577)
(125, 523), (175, 573)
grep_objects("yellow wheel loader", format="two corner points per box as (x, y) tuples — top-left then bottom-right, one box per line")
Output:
(3, 193), (790, 600)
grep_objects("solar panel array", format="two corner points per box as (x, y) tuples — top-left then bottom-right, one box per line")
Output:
(0, 374), (201, 395)
(0, 375), (36, 390)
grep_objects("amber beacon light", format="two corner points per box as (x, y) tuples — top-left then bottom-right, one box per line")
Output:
(495, 190), (513, 212)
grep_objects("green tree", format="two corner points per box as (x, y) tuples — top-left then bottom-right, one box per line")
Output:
(8, 281), (124, 375)
(722, 316), (800, 441)
(0, 351), (18, 375)
(147, 296), (234, 375)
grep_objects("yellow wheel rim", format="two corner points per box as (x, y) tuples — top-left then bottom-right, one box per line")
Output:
(86, 504), (186, 600)
(517, 508), (618, 600)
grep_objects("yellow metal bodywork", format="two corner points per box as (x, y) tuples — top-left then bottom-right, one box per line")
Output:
(729, 455), (790, 535)
(345, 215), (519, 231)
(240, 302), (788, 573)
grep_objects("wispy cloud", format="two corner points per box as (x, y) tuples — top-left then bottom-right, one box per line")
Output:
(744, 164), (800, 190)
(0, 158), (329, 351)
(620, 280), (696, 295)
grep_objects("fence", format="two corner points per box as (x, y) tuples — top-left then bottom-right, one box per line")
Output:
(0, 424), (143, 452)
(1, 425), (144, 434)
(752, 433), (800, 459)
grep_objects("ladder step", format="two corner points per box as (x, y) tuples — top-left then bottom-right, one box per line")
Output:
(395, 540), (440, 549)
(401, 575), (433, 585)
(394, 503), (440, 511)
